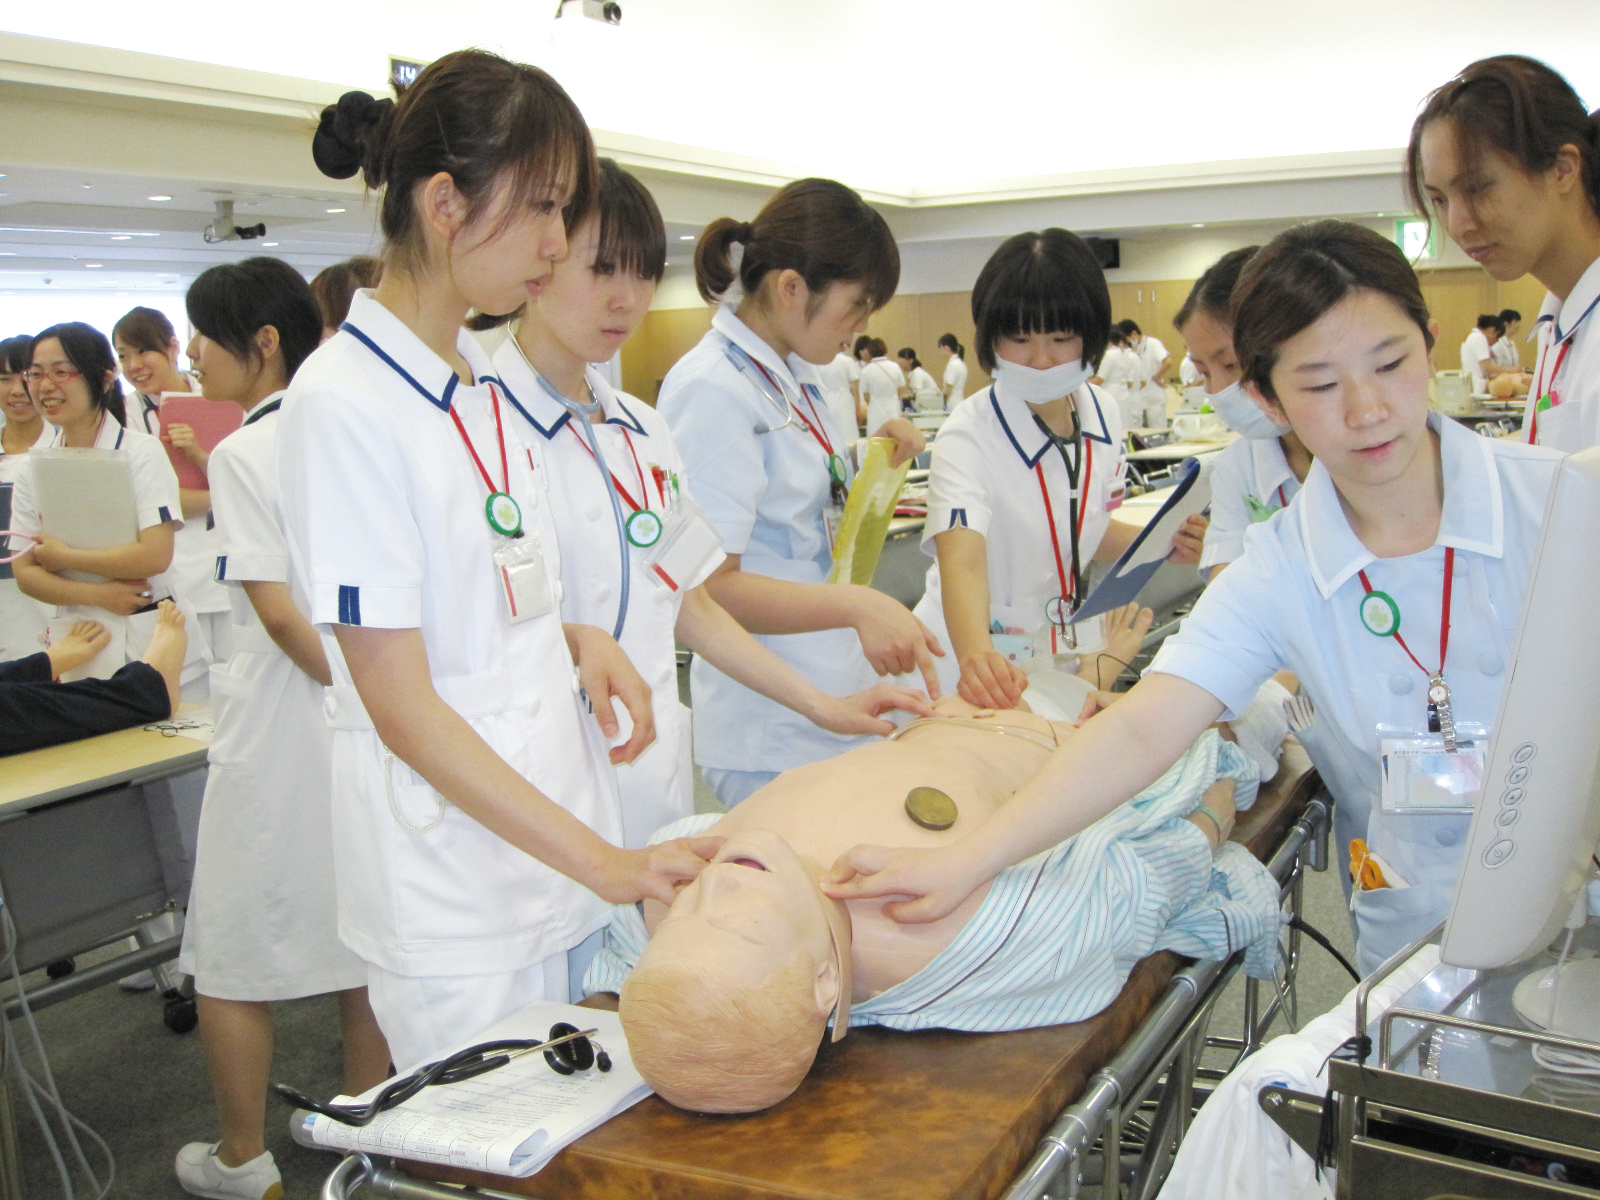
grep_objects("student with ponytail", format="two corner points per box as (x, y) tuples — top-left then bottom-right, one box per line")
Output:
(1409, 54), (1600, 451)
(277, 49), (717, 1076)
(937, 332), (968, 409)
(658, 178), (941, 808)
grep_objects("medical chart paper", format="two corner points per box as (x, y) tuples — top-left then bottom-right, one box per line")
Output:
(306, 1001), (650, 1178)
(827, 436), (912, 585)
(1071, 455), (1214, 623)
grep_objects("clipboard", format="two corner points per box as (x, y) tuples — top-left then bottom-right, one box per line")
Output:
(30, 448), (139, 584)
(157, 394), (241, 489)
(1071, 456), (1213, 623)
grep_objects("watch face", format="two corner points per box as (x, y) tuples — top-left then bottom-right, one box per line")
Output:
(1428, 682), (1450, 705)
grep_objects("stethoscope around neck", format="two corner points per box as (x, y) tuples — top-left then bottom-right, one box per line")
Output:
(508, 330), (635, 641)
(724, 341), (801, 434)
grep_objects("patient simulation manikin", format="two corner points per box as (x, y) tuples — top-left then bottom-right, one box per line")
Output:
(587, 695), (1284, 1113)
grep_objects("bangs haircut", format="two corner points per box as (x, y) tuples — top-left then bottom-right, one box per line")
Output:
(187, 257), (324, 384)
(1406, 55), (1600, 230)
(1174, 246), (1260, 333)
(32, 321), (126, 427)
(971, 229), (1111, 373)
(1, 334), (32, 374)
(594, 159), (666, 282)
(111, 306), (176, 355)
(365, 49), (599, 274)
(1233, 220), (1434, 404)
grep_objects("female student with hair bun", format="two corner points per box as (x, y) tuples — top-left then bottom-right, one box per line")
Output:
(279, 48), (718, 1071)
(897, 346), (945, 411)
(937, 332), (968, 409)
(658, 177), (940, 808)
(492, 159), (932, 843)
(828, 220), (1563, 976)
(173, 257), (388, 1200)
(1409, 54), (1600, 451)
(0, 334), (51, 659)
(1174, 246), (1315, 578)
(911, 228), (1202, 711)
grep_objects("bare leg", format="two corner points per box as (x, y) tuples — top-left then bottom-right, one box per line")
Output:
(140, 600), (186, 717)
(336, 987), (393, 1094)
(195, 994), (273, 1167)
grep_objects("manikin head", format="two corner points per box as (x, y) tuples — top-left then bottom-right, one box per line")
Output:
(619, 828), (852, 1113)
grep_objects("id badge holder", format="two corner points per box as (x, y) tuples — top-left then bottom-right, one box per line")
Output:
(643, 499), (723, 594)
(493, 532), (555, 624)
(1379, 722), (1488, 815)
(991, 633), (1037, 666)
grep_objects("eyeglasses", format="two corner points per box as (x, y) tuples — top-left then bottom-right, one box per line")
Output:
(272, 1022), (611, 1127)
(23, 366), (82, 387)
(143, 718), (208, 738)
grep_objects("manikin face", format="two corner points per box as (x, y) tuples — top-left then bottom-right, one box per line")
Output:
(1, 360), (36, 423)
(447, 175), (573, 318)
(30, 338), (101, 429)
(786, 281), (873, 366)
(996, 330), (1083, 370)
(1255, 289), (1433, 492)
(114, 338), (178, 395)
(1179, 310), (1241, 393)
(186, 332), (262, 406)
(643, 828), (837, 1008)
(1417, 118), (1574, 284)
(535, 216), (657, 364)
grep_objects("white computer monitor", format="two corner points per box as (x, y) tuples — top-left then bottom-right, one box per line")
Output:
(1440, 445), (1600, 1041)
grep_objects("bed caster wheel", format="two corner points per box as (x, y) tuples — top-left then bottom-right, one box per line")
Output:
(163, 993), (198, 1034)
(45, 958), (76, 980)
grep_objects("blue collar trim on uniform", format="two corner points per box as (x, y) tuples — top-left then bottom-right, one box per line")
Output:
(1554, 288), (1600, 345)
(990, 384), (1113, 468)
(242, 397), (282, 427)
(604, 394), (649, 436)
(487, 373), (571, 441)
(341, 322), (458, 412)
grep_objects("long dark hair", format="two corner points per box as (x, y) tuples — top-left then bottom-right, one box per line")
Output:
(31, 322), (126, 427)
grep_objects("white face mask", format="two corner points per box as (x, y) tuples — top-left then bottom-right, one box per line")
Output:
(1209, 379), (1290, 440)
(993, 357), (1093, 407)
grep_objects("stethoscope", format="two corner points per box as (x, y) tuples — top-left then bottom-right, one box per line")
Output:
(507, 331), (634, 641)
(724, 341), (849, 498)
(725, 341), (801, 435)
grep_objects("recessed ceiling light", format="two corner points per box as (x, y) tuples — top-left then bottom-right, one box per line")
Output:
(86, 263), (103, 269)
(1191, 223), (1205, 228)
(0, 252), (14, 257)
(111, 234), (132, 240)
(82, 183), (93, 189)
(148, 195), (173, 201)
(678, 234), (695, 241)
(326, 207), (346, 214)
(262, 242), (279, 247)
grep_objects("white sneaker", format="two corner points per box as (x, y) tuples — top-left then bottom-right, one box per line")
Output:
(174, 1143), (283, 1200)
(117, 970), (157, 992)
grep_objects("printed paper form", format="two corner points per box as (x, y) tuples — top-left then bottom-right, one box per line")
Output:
(309, 1001), (650, 1178)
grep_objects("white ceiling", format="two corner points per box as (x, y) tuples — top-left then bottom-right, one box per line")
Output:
(1, 2), (1597, 297)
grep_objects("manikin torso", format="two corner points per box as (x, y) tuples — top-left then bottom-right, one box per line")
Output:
(643, 701), (1072, 1000)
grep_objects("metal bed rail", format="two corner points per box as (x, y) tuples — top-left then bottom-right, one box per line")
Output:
(1000, 795), (1330, 1200)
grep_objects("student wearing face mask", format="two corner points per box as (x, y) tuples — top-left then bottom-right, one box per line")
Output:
(1409, 55), (1600, 451)
(912, 229), (1205, 710)
(1174, 248), (1315, 580)
(1119, 319), (1173, 428)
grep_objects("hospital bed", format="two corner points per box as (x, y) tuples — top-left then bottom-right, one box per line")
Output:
(319, 742), (1330, 1200)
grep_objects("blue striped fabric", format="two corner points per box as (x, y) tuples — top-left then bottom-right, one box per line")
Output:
(586, 732), (1284, 1032)
(337, 584), (361, 626)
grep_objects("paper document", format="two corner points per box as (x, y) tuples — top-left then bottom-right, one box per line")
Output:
(827, 437), (912, 585)
(1072, 456), (1214, 623)
(306, 1000), (650, 1178)
(30, 449), (138, 583)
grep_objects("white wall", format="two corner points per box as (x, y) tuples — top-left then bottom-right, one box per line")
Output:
(0, 291), (189, 351)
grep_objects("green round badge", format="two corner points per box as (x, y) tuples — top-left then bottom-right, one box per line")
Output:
(827, 453), (847, 484)
(1044, 595), (1070, 626)
(1359, 590), (1401, 638)
(626, 508), (663, 548)
(485, 492), (523, 538)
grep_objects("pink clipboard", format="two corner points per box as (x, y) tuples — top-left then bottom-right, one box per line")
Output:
(157, 394), (242, 489)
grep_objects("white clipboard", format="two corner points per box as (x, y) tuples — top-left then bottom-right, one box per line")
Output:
(30, 448), (139, 583)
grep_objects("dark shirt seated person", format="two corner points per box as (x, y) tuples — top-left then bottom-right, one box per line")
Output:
(0, 600), (185, 756)
(586, 692), (1285, 1114)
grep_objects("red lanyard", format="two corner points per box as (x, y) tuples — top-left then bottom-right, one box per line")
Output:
(1358, 546), (1455, 681)
(749, 357), (837, 463)
(567, 422), (661, 513)
(450, 383), (511, 499)
(1035, 436), (1094, 607)
(796, 384), (837, 458)
(1528, 337), (1574, 444)
(1275, 483), (1288, 508)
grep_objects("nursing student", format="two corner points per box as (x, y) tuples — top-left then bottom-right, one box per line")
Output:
(0, 334), (51, 660)
(115, 305), (233, 672)
(937, 332), (968, 409)
(173, 259), (387, 1200)
(658, 177), (940, 808)
(1175, 247), (1315, 579)
(897, 347), (945, 411)
(9, 323), (189, 669)
(911, 228), (1204, 710)
(859, 335), (908, 432)
(491, 159), (932, 844)
(280, 50), (717, 1069)
(828, 221), (1563, 976)
(1409, 54), (1600, 451)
